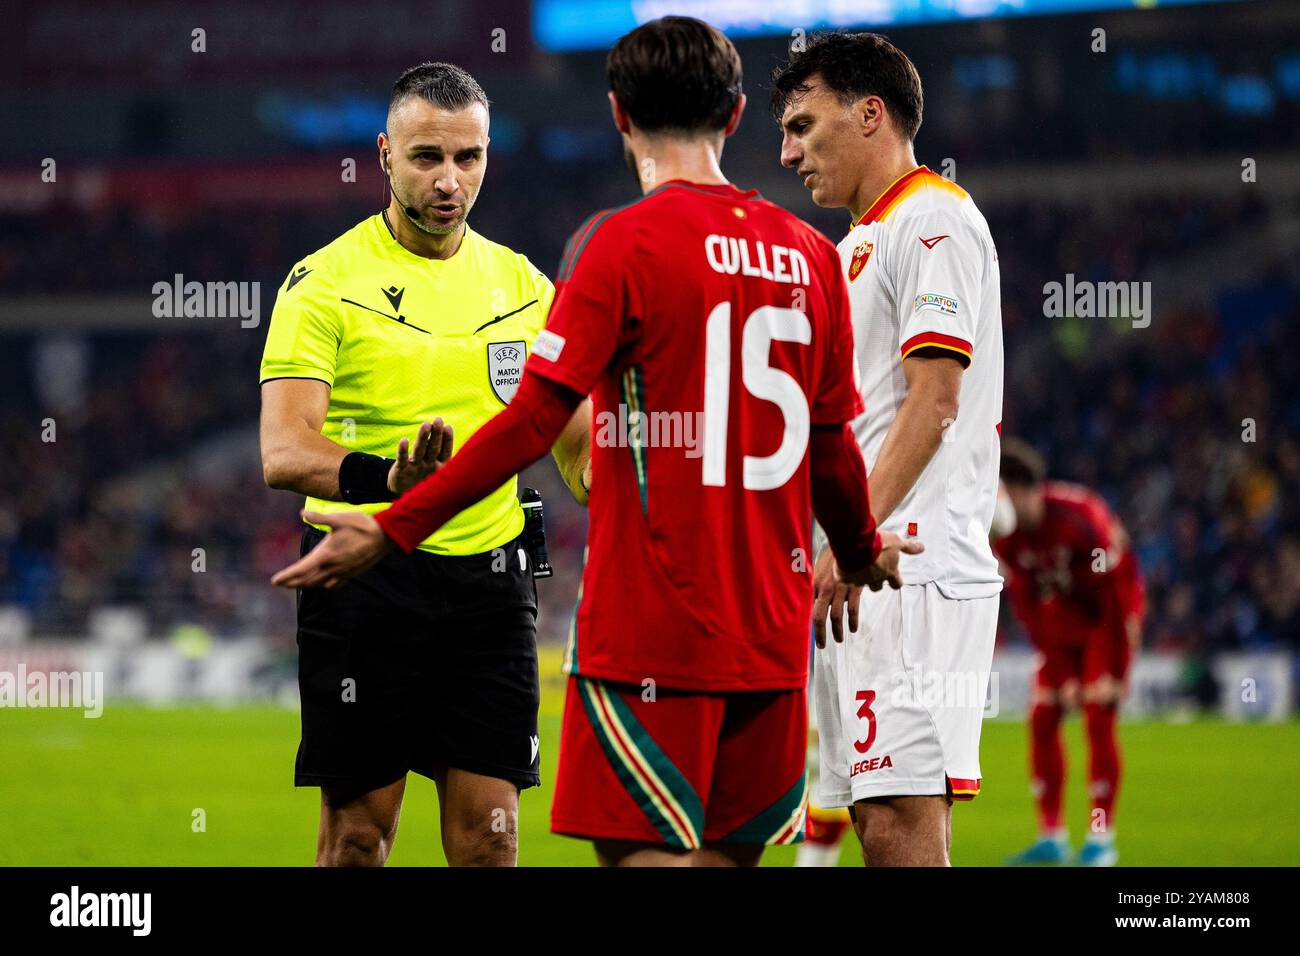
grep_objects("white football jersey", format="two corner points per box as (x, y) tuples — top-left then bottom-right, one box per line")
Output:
(838, 165), (1004, 599)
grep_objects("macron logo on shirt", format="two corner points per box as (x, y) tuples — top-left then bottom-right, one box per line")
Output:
(534, 329), (565, 362)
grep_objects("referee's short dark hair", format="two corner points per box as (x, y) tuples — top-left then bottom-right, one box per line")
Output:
(1000, 438), (1047, 488)
(607, 16), (743, 135)
(389, 62), (490, 120)
(770, 32), (923, 142)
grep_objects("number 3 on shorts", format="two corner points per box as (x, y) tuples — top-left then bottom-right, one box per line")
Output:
(854, 689), (877, 754)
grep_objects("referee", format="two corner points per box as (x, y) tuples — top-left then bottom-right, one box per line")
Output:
(259, 62), (591, 867)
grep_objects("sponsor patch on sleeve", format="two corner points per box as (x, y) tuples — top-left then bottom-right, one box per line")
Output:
(533, 328), (566, 362)
(914, 292), (959, 316)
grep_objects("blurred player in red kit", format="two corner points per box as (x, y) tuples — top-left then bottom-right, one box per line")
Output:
(272, 16), (921, 866)
(993, 439), (1145, 866)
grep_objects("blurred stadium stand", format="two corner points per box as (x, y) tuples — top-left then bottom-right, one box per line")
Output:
(0, 0), (1296, 716)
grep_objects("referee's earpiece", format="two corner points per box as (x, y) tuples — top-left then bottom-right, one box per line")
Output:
(382, 149), (421, 221)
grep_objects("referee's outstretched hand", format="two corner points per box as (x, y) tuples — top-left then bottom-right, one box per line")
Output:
(388, 418), (454, 496)
(271, 511), (394, 590)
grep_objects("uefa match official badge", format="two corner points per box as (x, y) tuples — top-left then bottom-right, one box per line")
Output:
(848, 240), (874, 281)
(488, 341), (528, 404)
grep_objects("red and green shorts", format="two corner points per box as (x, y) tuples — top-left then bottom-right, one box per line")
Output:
(550, 676), (809, 850)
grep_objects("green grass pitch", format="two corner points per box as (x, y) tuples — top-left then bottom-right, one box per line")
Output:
(2, 657), (1296, 866)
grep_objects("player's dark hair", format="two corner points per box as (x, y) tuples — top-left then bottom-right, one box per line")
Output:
(770, 32), (923, 141)
(1000, 438), (1047, 488)
(389, 61), (490, 119)
(606, 16), (743, 135)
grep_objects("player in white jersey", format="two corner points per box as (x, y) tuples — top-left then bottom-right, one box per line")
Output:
(773, 32), (1004, 866)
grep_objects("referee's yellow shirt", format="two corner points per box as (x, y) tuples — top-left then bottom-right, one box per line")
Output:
(259, 213), (554, 556)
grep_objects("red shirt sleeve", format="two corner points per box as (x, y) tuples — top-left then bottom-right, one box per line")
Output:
(810, 238), (865, 426)
(1100, 549), (1145, 635)
(809, 422), (881, 573)
(374, 374), (582, 552)
(527, 212), (637, 397)
(1070, 498), (1120, 614)
(1115, 552), (1146, 622)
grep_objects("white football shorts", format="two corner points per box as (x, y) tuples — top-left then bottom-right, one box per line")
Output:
(814, 582), (998, 806)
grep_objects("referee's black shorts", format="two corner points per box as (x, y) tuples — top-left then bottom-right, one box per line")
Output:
(293, 525), (541, 791)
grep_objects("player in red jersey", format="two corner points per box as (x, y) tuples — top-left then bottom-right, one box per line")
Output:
(271, 16), (921, 867)
(992, 439), (1145, 867)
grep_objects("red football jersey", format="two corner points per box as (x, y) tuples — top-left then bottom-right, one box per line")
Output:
(529, 180), (863, 692)
(994, 481), (1144, 649)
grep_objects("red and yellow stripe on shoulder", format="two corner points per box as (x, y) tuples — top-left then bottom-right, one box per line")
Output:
(901, 331), (972, 363)
(854, 165), (969, 229)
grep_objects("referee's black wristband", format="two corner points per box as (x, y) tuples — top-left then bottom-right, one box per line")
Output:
(339, 452), (397, 504)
